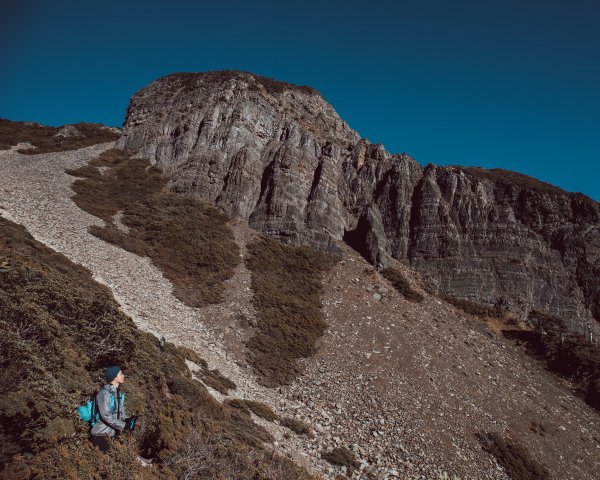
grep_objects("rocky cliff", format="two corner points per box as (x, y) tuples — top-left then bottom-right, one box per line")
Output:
(118, 71), (599, 331)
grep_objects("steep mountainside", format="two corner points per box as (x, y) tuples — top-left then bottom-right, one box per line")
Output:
(117, 71), (599, 332)
(1, 142), (600, 479)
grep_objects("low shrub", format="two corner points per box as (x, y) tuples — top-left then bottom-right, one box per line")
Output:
(165, 429), (315, 480)
(0, 217), (312, 479)
(162, 71), (318, 98)
(321, 447), (358, 469)
(0, 118), (119, 153)
(178, 346), (208, 368)
(243, 401), (278, 422)
(281, 417), (312, 436)
(199, 369), (237, 395)
(67, 148), (240, 306)
(380, 267), (423, 302)
(477, 432), (549, 480)
(245, 236), (339, 386)
(224, 399), (251, 415)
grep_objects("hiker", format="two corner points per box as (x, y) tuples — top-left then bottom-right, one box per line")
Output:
(90, 365), (136, 452)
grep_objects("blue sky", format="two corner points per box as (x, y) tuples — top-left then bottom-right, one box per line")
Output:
(2, 0), (599, 201)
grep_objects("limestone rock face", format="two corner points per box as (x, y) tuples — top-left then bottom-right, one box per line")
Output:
(407, 166), (600, 329)
(118, 71), (599, 331)
(118, 71), (363, 248)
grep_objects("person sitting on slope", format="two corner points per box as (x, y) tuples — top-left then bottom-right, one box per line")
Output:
(90, 365), (136, 452)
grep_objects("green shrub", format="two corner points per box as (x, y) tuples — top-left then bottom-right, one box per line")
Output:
(224, 398), (251, 415)
(462, 166), (563, 196)
(178, 346), (208, 368)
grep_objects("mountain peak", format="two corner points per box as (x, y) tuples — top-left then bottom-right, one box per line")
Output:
(118, 71), (599, 332)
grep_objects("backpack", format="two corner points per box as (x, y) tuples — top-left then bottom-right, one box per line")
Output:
(77, 390), (124, 426)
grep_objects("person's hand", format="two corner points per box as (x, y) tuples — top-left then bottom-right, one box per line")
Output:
(124, 415), (137, 431)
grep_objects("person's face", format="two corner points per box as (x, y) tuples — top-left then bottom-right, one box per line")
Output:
(115, 370), (125, 384)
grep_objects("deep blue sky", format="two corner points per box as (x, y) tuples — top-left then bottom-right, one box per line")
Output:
(2, 0), (599, 201)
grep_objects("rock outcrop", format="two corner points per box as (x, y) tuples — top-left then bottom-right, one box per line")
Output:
(118, 71), (600, 331)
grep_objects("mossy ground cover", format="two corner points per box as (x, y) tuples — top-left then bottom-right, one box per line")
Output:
(0, 217), (315, 479)
(245, 236), (339, 386)
(66, 148), (240, 307)
(0, 118), (119, 153)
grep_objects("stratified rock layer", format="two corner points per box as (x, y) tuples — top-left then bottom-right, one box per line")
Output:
(118, 71), (600, 331)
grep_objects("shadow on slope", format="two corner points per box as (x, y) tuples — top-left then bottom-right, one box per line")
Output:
(503, 310), (600, 411)
(477, 432), (549, 480)
(0, 217), (314, 479)
(66, 149), (240, 307)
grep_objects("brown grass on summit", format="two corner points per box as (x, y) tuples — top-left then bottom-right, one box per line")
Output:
(0, 217), (313, 479)
(460, 166), (565, 196)
(0, 118), (119, 154)
(67, 149), (240, 307)
(245, 236), (339, 386)
(161, 71), (318, 97)
(477, 432), (549, 480)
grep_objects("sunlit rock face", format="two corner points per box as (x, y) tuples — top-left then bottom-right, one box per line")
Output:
(119, 71), (599, 331)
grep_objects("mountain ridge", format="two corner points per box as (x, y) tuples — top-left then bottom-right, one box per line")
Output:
(116, 71), (600, 333)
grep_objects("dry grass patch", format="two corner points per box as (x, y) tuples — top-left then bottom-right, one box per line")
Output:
(380, 267), (424, 302)
(477, 432), (549, 480)
(165, 430), (316, 480)
(461, 166), (564, 196)
(321, 447), (358, 470)
(281, 417), (312, 436)
(0, 217), (313, 479)
(178, 345), (208, 368)
(224, 399), (252, 415)
(199, 368), (237, 395)
(243, 400), (278, 422)
(67, 149), (240, 306)
(245, 236), (339, 386)
(0, 118), (119, 153)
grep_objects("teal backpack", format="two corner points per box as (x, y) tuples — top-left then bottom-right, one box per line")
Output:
(77, 390), (125, 426)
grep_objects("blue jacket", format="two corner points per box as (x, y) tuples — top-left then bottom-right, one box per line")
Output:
(90, 384), (126, 437)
